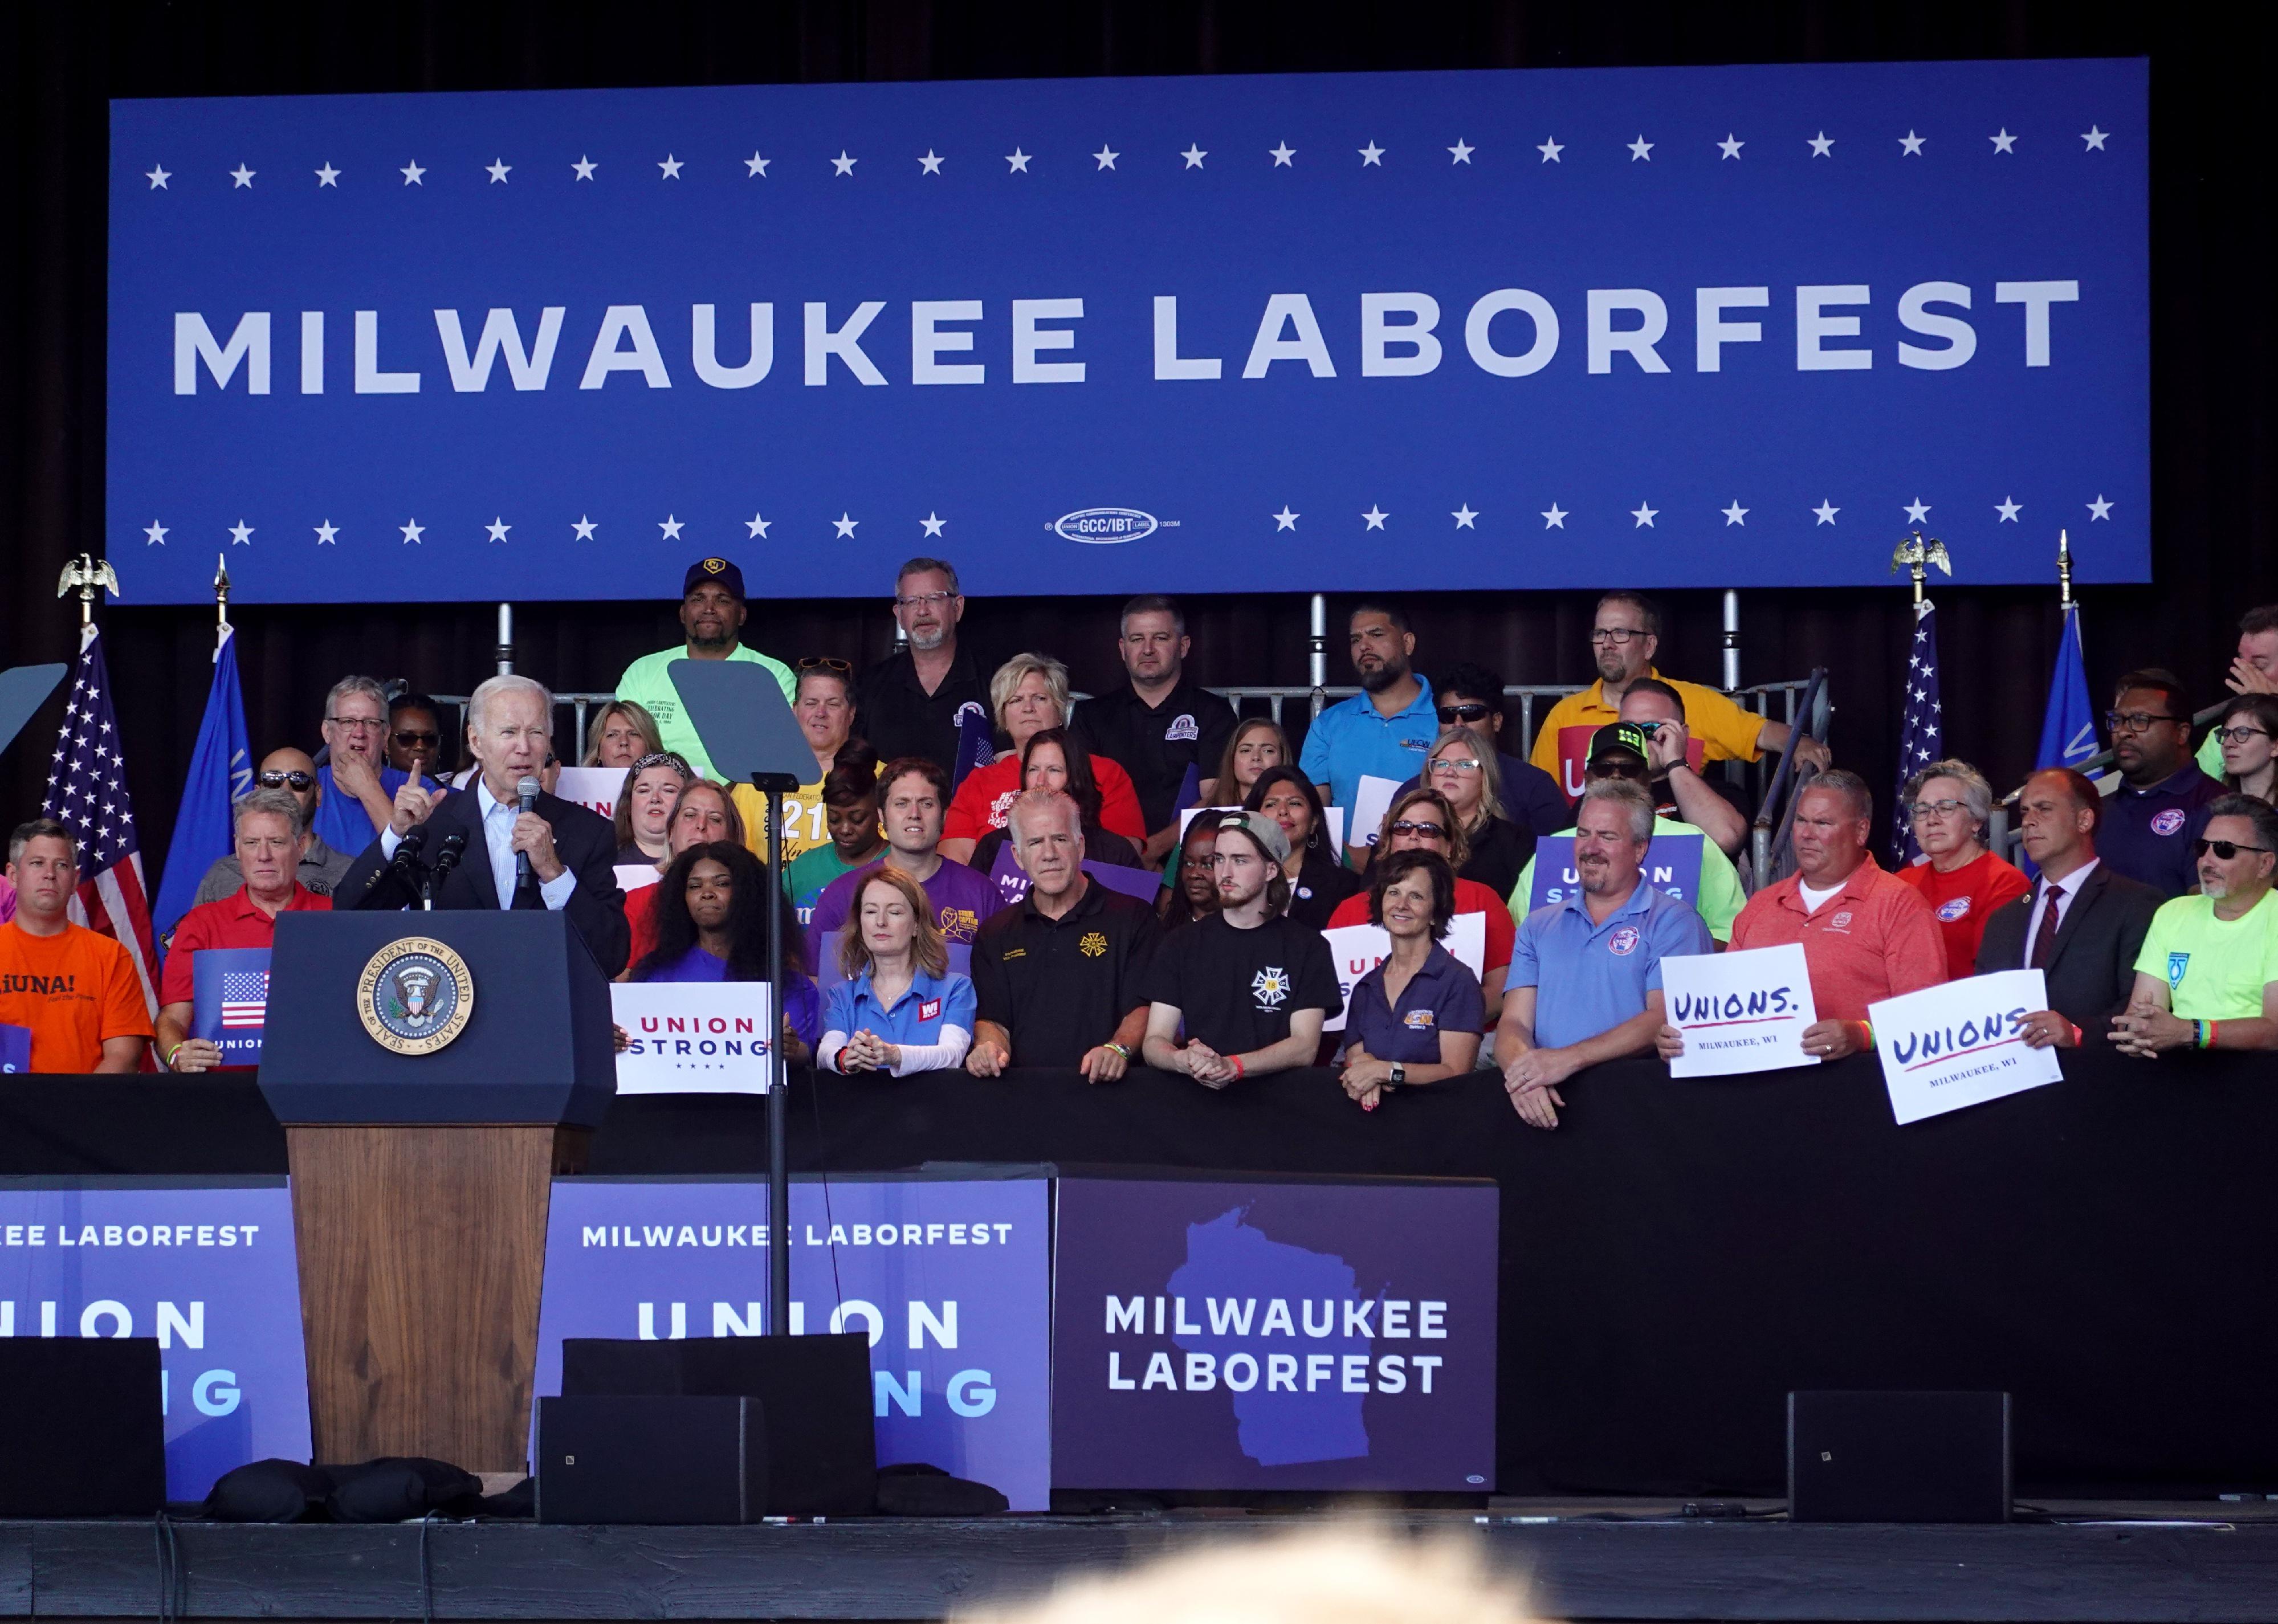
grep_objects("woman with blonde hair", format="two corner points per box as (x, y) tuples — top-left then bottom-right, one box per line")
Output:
(581, 700), (663, 769)
(1422, 724), (1535, 900)
(819, 867), (976, 1075)
(939, 653), (1147, 862)
(1213, 717), (1290, 806)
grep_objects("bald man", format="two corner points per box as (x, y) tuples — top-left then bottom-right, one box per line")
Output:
(191, 747), (355, 905)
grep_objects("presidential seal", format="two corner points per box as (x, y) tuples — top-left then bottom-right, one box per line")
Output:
(357, 937), (475, 1055)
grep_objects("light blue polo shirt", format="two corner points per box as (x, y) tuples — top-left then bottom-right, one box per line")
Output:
(821, 965), (977, 1056)
(1298, 677), (1439, 815)
(1510, 879), (1713, 1051)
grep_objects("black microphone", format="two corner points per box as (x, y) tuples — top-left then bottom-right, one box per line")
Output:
(514, 775), (541, 888)
(429, 829), (468, 886)
(389, 823), (429, 875)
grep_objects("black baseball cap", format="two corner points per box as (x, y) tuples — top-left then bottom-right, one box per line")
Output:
(1587, 721), (1653, 768)
(682, 557), (746, 601)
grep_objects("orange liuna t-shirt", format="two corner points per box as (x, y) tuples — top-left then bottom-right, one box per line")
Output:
(0, 920), (154, 1072)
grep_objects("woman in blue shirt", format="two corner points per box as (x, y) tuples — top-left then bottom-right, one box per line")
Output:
(1338, 850), (1483, 1111)
(622, 840), (820, 1062)
(820, 868), (976, 1075)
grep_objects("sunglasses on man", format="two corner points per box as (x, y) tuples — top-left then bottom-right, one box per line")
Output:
(1435, 702), (1494, 725)
(258, 770), (315, 790)
(2193, 838), (2274, 860)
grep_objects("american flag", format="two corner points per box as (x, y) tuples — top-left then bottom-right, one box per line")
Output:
(220, 969), (270, 1029)
(40, 628), (161, 1024)
(1892, 598), (1944, 866)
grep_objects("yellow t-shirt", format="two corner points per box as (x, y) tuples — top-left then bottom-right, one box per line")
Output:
(731, 779), (831, 868)
(1528, 669), (1768, 799)
(2133, 889), (2278, 1021)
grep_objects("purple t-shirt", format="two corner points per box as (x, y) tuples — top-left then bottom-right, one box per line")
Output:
(804, 856), (1002, 973)
(635, 944), (822, 1047)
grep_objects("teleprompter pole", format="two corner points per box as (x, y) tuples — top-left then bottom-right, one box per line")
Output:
(751, 770), (803, 1332)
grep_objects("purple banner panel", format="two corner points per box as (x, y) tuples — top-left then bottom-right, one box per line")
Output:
(535, 1173), (1052, 1509)
(0, 1178), (309, 1501)
(1052, 1175), (1497, 1491)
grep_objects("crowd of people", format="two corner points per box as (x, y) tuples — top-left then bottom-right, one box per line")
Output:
(5, 557), (2275, 1119)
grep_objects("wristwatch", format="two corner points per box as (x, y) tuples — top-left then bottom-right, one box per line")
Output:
(1387, 1063), (1407, 1088)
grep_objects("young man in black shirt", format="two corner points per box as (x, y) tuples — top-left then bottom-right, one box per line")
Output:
(1141, 810), (1338, 1086)
(1072, 595), (1237, 866)
(967, 791), (1159, 1081)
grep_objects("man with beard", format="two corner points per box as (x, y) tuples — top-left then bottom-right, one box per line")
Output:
(1529, 591), (1804, 802)
(1072, 595), (1236, 865)
(1498, 779), (1711, 1129)
(2098, 669), (2225, 899)
(2113, 794), (2278, 1055)
(1299, 602), (1440, 851)
(614, 558), (796, 784)
(854, 557), (989, 776)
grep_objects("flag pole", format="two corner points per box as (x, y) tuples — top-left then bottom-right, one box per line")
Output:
(1889, 530), (1951, 607)
(55, 553), (122, 640)
(2056, 528), (2073, 609)
(214, 553), (233, 654)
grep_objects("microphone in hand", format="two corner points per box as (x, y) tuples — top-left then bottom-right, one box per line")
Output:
(515, 775), (541, 887)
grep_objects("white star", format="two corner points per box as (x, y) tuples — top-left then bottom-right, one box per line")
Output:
(1269, 141), (1295, 167)
(919, 150), (944, 175)
(400, 519), (425, 544)
(2083, 126), (2109, 152)
(145, 164), (170, 189)
(1452, 504), (1479, 529)
(1448, 139), (1474, 164)
(143, 520), (167, 545)
(315, 162), (340, 187)
(1899, 130), (1926, 156)
(486, 158), (511, 183)
(1995, 496), (2022, 523)
(1808, 131), (1835, 157)
(230, 164), (255, 188)
(1273, 506), (1299, 532)
(1631, 501), (1657, 528)
(745, 152), (771, 177)
(1541, 504), (1567, 528)
(228, 520), (253, 545)
(401, 160), (425, 185)
(1628, 135), (1653, 161)
(2087, 495), (2113, 521)
(1990, 129), (2018, 154)
(1359, 141), (1385, 166)
(831, 151), (857, 177)
(313, 520), (337, 545)
(1537, 136), (1563, 163)
(659, 515), (684, 540)
(1093, 145), (1118, 170)
(833, 513), (859, 539)
(1722, 501), (1747, 527)
(572, 515), (597, 540)
(1362, 505), (1388, 531)
(658, 154), (684, 178)
(572, 155), (597, 181)
(920, 512), (946, 538)
(486, 517), (511, 543)
(1903, 497), (1931, 525)
(1717, 134), (1744, 160)
(1181, 144), (1207, 169)
(1813, 500), (1840, 525)
(746, 512), (772, 538)
(1005, 148), (1030, 173)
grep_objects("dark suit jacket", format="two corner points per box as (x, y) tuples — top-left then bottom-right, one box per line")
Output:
(336, 785), (630, 976)
(1974, 862), (2163, 1035)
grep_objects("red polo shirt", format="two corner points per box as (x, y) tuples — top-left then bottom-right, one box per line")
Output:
(159, 883), (331, 1007)
(1731, 856), (1947, 1022)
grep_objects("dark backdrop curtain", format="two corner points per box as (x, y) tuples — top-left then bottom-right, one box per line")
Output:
(4, 2), (2271, 873)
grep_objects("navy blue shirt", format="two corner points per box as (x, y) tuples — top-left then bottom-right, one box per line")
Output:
(2100, 765), (2225, 899)
(1340, 942), (1485, 1064)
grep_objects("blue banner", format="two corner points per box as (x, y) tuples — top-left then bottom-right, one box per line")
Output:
(1530, 831), (1705, 912)
(191, 946), (270, 1066)
(109, 60), (2146, 603)
(535, 1174), (1052, 1509)
(0, 1179), (309, 1500)
(152, 629), (252, 950)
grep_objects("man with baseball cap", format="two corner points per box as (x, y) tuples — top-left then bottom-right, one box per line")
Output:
(1140, 810), (1339, 1086)
(614, 558), (797, 784)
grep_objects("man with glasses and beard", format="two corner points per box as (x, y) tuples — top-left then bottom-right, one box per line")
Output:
(614, 557), (797, 785)
(193, 746), (354, 903)
(2112, 795), (2278, 1055)
(854, 557), (989, 775)
(2099, 669), (2226, 898)
(1299, 602), (1439, 850)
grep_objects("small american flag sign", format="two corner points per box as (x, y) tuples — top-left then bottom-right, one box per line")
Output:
(219, 969), (269, 1029)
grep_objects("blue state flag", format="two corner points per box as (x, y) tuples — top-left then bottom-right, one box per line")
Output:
(950, 701), (996, 793)
(153, 628), (252, 951)
(2036, 602), (2099, 770)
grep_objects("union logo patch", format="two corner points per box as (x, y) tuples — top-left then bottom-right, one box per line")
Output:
(919, 998), (942, 1022)
(1079, 931), (1109, 958)
(2168, 952), (2190, 989)
(1402, 1009), (1437, 1030)
(2150, 809), (2187, 837)
(1251, 966), (1291, 1009)
(1607, 927), (1641, 956)
(1935, 897), (1973, 922)
(1165, 713), (1200, 742)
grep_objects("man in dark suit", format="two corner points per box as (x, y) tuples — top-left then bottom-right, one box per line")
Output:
(1976, 768), (2162, 1046)
(339, 674), (630, 976)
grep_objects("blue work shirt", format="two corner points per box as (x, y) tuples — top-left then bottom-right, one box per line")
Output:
(1298, 678), (1439, 818)
(820, 965), (977, 1071)
(1511, 878), (1714, 1051)
(311, 762), (439, 858)
(1340, 942), (1485, 1064)
(2098, 765), (2225, 899)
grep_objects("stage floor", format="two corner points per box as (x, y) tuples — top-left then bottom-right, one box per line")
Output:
(6, 1501), (2271, 1622)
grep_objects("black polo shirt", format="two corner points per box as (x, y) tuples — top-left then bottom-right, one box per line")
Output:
(969, 878), (1162, 1067)
(1073, 678), (1237, 834)
(853, 644), (988, 776)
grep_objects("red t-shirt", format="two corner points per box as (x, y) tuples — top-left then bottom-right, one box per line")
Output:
(1327, 879), (1517, 1033)
(942, 754), (1148, 844)
(1892, 850), (2031, 981)
(158, 883), (332, 1006)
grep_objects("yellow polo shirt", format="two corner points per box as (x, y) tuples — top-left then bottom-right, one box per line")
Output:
(1528, 668), (1768, 799)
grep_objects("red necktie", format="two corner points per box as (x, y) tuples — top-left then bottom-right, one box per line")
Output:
(2029, 884), (2061, 969)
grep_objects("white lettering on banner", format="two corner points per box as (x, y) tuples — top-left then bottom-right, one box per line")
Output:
(581, 304), (671, 389)
(1587, 288), (1671, 373)
(1011, 298), (1085, 383)
(1871, 968), (2062, 1125)
(1796, 285), (1873, 370)
(1360, 293), (1442, 377)
(301, 311), (322, 393)
(805, 300), (888, 385)
(1244, 293), (1337, 378)
(1661, 942), (1821, 1078)
(10, 1224), (259, 1248)
(1898, 281), (1977, 370)
(691, 303), (772, 388)
(354, 310), (419, 393)
(911, 300), (986, 385)
(434, 307), (565, 391)
(1464, 289), (1559, 376)
(175, 312), (270, 394)
(1695, 287), (1769, 372)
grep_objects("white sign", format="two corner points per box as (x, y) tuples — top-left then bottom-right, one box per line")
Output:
(1350, 774), (1403, 852)
(1661, 942), (1820, 1078)
(1321, 912), (1488, 1033)
(1178, 803), (1346, 859)
(614, 862), (661, 893)
(553, 765), (624, 822)
(609, 981), (777, 1095)
(1869, 969), (2062, 1125)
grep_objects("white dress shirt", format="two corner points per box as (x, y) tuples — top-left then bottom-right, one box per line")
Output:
(2019, 857), (2098, 966)
(378, 778), (578, 911)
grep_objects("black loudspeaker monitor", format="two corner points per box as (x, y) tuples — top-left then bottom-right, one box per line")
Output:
(1788, 1390), (2011, 1523)
(538, 1396), (761, 1524)
(0, 1338), (166, 1516)
(560, 1333), (875, 1516)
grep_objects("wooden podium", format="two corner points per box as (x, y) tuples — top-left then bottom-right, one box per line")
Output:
(260, 911), (616, 1472)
